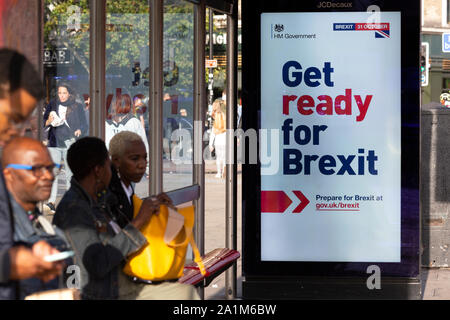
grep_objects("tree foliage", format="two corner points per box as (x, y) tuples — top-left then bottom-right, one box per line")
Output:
(44, 0), (196, 95)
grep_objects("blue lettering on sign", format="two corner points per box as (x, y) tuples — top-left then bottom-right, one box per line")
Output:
(282, 147), (379, 176)
(282, 61), (334, 87)
(281, 118), (379, 176)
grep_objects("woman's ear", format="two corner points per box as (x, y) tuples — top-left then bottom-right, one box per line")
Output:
(111, 155), (120, 170)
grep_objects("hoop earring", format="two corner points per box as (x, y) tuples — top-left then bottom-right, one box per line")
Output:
(95, 178), (102, 197)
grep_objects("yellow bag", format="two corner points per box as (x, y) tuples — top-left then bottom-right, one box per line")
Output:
(122, 195), (207, 281)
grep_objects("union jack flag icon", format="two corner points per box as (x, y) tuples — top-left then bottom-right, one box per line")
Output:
(375, 29), (390, 38)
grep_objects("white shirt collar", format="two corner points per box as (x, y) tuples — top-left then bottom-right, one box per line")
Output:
(120, 180), (134, 204)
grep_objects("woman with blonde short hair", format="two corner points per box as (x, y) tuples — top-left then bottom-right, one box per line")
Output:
(108, 131), (148, 227)
(107, 131), (200, 300)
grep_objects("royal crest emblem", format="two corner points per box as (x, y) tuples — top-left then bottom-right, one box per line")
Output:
(274, 24), (284, 32)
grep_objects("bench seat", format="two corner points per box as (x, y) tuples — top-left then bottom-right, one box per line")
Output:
(178, 248), (240, 287)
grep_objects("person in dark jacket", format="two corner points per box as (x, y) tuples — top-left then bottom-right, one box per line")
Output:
(43, 83), (87, 212)
(52, 137), (161, 299)
(106, 131), (199, 300)
(0, 48), (63, 300)
(107, 131), (148, 228)
(2, 137), (69, 299)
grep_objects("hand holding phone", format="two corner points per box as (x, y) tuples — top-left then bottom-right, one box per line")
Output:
(43, 251), (74, 262)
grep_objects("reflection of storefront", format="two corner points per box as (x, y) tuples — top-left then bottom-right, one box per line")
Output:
(421, 1), (450, 104)
(206, 14), (242, 93)
(422, 34), (450, 105)
(421, 0), (450, 270)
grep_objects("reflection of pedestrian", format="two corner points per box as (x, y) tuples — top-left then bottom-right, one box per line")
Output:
(163, 93), (178, 160)
(177, 109), (192, 130)
(209, 99), (226, 178)
(83, 95), (90, 134)
(43, 82), (87, 212)
(172, 108), (193, 162)
(220, 87), (226, 102)
(44, 83), (87, 146)
(237, 90), (242, 129)
(105, 95), (149, 174)
(132, 62), (141, 86)
(133, 95), (148, 133)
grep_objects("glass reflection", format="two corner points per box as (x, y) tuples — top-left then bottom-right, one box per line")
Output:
(43, 1), (90, 211)
(105, 0), (150, 198)
(163, 0), (195, 192)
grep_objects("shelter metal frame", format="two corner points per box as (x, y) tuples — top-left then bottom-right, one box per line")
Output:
(88, 0), (238, 299)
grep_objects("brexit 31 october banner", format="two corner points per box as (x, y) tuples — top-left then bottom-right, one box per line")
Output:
(260, 12), (401, 262)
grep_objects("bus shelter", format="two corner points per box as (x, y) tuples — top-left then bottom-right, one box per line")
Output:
(1, 0), (239, 299)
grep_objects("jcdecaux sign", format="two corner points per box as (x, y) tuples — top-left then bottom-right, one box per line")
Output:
(260, 12), (401, 263)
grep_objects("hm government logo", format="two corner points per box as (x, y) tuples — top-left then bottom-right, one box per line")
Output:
(271, 23), (316, 40)
(274, 24), (284, 32)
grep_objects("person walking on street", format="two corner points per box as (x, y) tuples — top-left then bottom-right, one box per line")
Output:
(209, 99), (227, 178)
(43, 82), (87, 212)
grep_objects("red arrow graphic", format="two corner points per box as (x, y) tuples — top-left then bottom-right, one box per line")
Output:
(292, 190), (310, 213)
(261, 191), (292, 213)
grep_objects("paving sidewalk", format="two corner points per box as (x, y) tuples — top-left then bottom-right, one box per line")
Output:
(421, 268), (450, 299)
(203, 162), (242, 300)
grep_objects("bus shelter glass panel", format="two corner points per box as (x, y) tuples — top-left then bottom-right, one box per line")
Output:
(105, 0), (150, 199)
(163, 0), (195, 192)
(42, 1), (90, 212)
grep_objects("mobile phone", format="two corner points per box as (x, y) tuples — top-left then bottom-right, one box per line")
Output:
(43, 250), (74, 262)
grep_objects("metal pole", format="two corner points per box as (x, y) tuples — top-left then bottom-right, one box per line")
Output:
(209, 9), (213, 61)
(38, 0), (44, 142)
(89, 0), (106, 139)
(193, 0), (206, 300)
(208, 8), (214, 125)
(225, 2), (238, 300)
(149, 0), (164, 195)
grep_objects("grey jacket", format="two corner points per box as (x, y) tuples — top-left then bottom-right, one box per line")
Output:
(0, 166), (17, 299)
(52, 178), (147, 300)
(10, 196), (70, 299)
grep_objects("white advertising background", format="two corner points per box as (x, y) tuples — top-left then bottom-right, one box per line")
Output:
(260, 12), (401, 262)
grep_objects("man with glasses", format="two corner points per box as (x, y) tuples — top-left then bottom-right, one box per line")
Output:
(0, 49), (63, 299)
(2, 137), (69, 299)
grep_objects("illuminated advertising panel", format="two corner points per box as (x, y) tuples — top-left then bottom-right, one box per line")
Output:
(260, 12), (401, 262)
